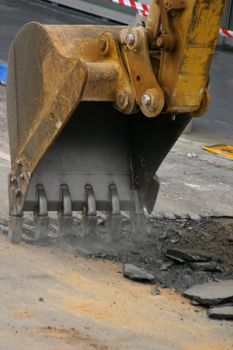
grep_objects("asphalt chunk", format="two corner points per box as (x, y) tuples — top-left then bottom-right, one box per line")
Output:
(123, 264), (154, 283)
(208, 305), (233, 320)
(189, 261), (223, 272)
(166, 248), (213, 264)
(183, 280), (233, 306)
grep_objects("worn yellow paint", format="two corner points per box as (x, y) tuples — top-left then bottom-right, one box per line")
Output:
(158, 0), (225, 114)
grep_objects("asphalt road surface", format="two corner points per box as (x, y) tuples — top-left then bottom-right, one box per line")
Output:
(0, 0), (109, 61)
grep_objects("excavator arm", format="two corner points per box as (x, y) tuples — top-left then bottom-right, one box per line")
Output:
(7, 0), (225, 242)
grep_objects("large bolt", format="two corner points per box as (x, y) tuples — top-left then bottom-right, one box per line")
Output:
(125, 33), (135, 45)
(116, 90), (130, 111)
(141, 94), (152, 108)
(99, 37), (109, 56)
(141, 88), (164, 117)
(156, 36), (166, 49)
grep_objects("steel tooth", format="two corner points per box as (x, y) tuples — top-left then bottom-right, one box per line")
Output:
(131, 189), (145, 241)
(85, 184), (96, 215)
(8, 216), (23, 244)
(58, 184), (73, 236)
(34, 184), (49, 240)
(82, 184), (97, 238)
(107, 184), (121, 241)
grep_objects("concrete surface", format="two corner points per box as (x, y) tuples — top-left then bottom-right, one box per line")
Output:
(0, 233), (232, 350)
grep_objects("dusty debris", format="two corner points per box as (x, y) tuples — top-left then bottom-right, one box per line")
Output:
(150, 287), (161, 296)
(2, 216), (233, 293)
(186, 152), (197, 158)
(208, 305), (233, 320)
(183, 280), (233, 306)
(123, 264), (154, 283)
(165, 248), (213, 264)
(189, 213), (201, 220)
(160, 261), (174, 271)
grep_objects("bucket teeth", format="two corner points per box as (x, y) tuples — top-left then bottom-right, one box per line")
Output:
(82, 184), (97, 238)
(58, 184), (73, 236)
(8, 182), (146, 242)
(34, 184), (49, 240)
(107, 184), (121, 241)
(130, 189), (145, 241)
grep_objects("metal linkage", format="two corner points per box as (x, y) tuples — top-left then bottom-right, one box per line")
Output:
(82, 184), (97, 238)
(34, 184), (49, 240)
(107, 184), (121, 241)
(58, 184), (73, 236)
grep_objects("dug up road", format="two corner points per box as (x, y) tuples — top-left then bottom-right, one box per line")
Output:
(0, 234), (233, 350)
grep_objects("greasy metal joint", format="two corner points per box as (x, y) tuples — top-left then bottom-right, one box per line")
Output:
(121, 27), (164, 117)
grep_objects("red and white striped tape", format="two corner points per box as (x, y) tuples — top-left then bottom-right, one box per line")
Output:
(110, 0), (233, 39)
(219, 28), (233, 39)
(111, 0), (149, 16)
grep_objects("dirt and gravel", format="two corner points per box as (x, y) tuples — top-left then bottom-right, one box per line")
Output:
(0, 232), (233, 350)
(1, 215), (233, 293)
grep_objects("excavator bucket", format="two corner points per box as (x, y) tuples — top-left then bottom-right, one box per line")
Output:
(7, 0), (225, 243)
